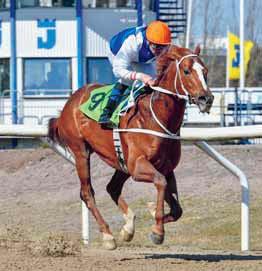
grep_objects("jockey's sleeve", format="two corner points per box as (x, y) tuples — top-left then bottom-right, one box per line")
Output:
(111, 35), (140, 81)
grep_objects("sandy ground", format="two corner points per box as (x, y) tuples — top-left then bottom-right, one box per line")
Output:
(0, 144), (262, 270)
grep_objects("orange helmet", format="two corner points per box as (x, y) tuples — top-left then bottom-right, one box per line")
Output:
(146, 21), (171, 45)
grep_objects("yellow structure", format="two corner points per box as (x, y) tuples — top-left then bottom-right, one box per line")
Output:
(228, 32), (254, 80)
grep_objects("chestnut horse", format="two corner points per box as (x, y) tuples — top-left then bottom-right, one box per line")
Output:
(48, 45), (214, 250)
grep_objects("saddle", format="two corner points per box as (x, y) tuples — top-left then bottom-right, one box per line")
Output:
(80, 83), (151, 127)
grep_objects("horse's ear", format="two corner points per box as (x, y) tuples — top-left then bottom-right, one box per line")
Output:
(194, 44), (201, 55)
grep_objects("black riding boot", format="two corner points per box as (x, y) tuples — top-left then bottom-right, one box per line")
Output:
(99, 83), (128, 128)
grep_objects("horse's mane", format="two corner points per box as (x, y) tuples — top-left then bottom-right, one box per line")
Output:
(155, 45), (192, 83)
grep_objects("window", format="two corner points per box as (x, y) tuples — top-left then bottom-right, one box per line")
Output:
(0, 0), (10, 9)
(16, 0), (75, 8)
(82, 0), (155, 9)
(16, 0), (39, 8)
(86, 58), (116, 84)
(24, 58), (71, 96)
(0, 59), (10, 97)
(144, 0), (155, 11)
(83, 0), (135, 8)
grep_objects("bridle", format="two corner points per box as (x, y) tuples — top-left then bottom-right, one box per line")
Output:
(175, 54), (200, 103)
(115, 53), (204, 140)
(151, 53), (200, 102)
(149, 53), (206, 136)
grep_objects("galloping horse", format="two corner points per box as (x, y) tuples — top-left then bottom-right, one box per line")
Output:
(48, 45), (214, 249)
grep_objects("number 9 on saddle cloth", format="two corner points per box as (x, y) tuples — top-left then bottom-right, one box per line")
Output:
(79, 81), (149, 128)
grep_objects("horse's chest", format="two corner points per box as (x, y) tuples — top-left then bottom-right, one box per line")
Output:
(147, 141), (181, 172)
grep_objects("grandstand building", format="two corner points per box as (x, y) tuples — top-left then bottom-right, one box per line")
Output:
(0, 0), (187, 125)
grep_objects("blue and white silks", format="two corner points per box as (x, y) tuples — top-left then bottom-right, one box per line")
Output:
(107, 26), (157, 86)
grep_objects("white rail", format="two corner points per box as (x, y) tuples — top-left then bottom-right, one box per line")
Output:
(1, 124), (262, 141)
(195, 141), (249, 251)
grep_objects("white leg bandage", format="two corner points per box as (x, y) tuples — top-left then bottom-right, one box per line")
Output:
(123, 208), (136, 234)
(102, 233), (114, 241)
(147, 201), (156, 218)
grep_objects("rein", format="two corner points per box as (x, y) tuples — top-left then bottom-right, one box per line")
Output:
(115, 84), (181, 140)
(114, 53), (200, 140)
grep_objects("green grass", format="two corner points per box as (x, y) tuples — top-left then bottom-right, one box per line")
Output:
(1, 195), (261, 252)
(91, 195), (262, 251)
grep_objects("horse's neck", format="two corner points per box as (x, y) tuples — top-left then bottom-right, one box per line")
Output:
(156, 67), (187, 130)
(150, 87), (186, 134)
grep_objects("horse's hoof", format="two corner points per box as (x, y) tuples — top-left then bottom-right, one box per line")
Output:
(150, 232), (164, 245)
(120, 228), (134, 242)
(103, 239), (117, 250)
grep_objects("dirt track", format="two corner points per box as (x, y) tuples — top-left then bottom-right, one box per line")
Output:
(0, 145), (262, 270)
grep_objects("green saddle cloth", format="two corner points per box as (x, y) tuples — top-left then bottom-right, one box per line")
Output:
(79, 84), (148, 127)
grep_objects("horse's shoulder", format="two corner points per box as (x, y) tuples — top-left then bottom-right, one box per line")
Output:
(122, 91), (152, 128)
(135, 90), (152, 112)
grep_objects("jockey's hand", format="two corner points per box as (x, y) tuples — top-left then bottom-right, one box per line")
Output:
(146, 78), (157, 87)
(137, 73), (157, 87)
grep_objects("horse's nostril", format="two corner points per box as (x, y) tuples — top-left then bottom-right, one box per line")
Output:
(208, 94), (214, 104)
(198, 95), (214, 105)
(198, 96), (208, 103)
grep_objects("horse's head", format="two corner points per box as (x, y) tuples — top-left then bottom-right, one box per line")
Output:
(156, 45), (214, 113)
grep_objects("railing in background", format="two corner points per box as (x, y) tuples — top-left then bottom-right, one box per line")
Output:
(0, 89), (11, 124)
(1, 87), (262, 143)
(184, 87), (262, 144)
(0, 89), (67, 125)
(185, 87), (262, 125)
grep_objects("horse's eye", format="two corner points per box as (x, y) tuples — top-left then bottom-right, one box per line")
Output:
(184, 69), (190, 75)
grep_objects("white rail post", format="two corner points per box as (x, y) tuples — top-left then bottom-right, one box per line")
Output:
(82, 201), (89, 245)
(195, 141), (249, 251)
(185, 0), (193, 48)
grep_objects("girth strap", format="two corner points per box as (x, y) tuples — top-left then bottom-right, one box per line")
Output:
(113, 129), (128, 173)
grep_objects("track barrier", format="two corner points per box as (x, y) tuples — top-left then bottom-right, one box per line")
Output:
(1, 124), (262, 250)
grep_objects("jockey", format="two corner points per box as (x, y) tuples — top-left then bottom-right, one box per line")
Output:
(99, 20), (172, 127)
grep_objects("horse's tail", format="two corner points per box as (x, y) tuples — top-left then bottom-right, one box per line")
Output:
(48, 118), (64, 146)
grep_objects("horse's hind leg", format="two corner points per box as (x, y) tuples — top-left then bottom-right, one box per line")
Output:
(73, 143), (117, 250)
(106, 170), (136, 242)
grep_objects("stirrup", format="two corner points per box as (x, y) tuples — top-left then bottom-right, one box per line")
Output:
(100, 120), (115, 129)
(99, 115), (110, 124)
(98, 113), (114, 129)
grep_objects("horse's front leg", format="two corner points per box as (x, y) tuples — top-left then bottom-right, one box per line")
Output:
(147, 171), (183, 224)
(106, 170), (136, 242)
(132, 156), (167, 245)
(163, 171), (183, 223)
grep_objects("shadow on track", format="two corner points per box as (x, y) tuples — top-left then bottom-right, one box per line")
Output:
(144, 253), (262, 262)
